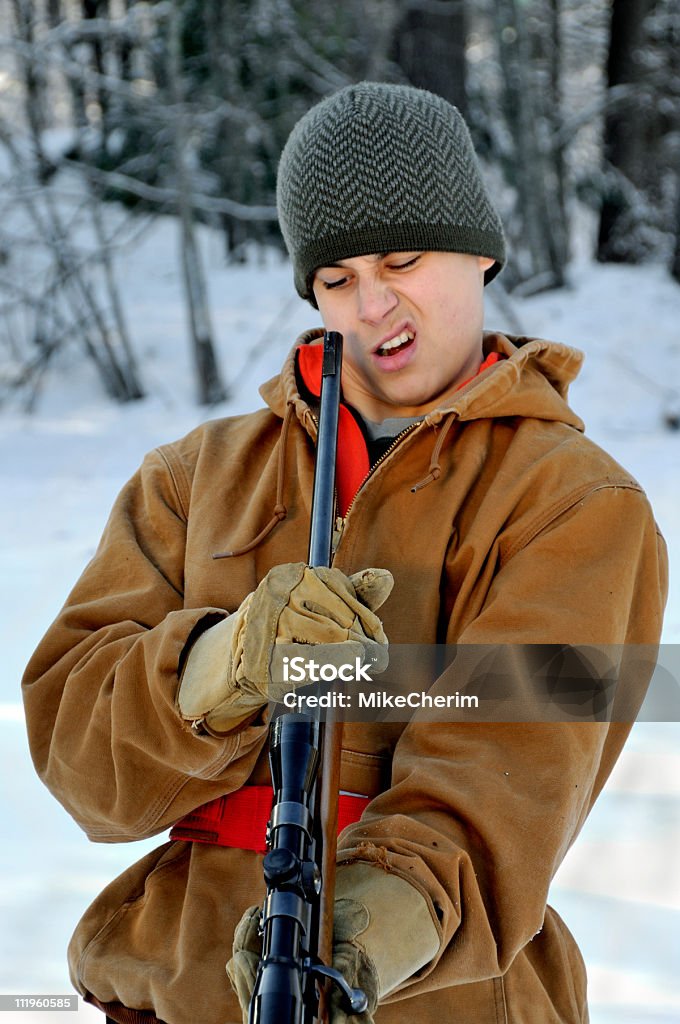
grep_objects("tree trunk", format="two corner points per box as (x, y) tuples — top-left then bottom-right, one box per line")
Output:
(544, 0), (569, 277)
(167, 0), (227, 405)
(671, 182), (680, 285)
(495, 0), (568, 291)
(393, 1), (468, 116)
(597, 0), (656, 262)
(11, 0), (51, 180)
(82, 0), (111, 146)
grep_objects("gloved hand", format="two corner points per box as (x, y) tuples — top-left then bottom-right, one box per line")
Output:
(226, 863), (441, 1024)
(178, 562), (393, 734)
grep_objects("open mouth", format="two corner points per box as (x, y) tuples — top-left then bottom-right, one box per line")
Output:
(376, 329), (415, 358)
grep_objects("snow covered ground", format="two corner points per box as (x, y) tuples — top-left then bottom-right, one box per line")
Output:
(1, 214), (679, 1023)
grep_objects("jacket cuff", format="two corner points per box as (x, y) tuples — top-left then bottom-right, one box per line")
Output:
(177, 615), (257, 734)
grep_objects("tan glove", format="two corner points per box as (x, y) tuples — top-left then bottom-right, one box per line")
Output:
(178, 562), (393, 734)
(226, 864), (441, 1024)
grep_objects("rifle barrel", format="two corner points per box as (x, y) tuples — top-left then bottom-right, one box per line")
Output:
(251, 331), (345, 1024)
(308, 331), (343, 568)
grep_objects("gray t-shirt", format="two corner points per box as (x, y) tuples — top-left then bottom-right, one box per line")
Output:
(362, 414), (423, 464)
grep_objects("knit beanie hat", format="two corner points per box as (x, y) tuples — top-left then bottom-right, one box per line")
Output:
(277, 81), (506, 305)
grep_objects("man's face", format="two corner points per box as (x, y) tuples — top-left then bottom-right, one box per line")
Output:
(312, 251), (494, 421)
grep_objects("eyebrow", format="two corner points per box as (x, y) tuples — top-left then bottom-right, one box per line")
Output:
(322, 252), (389, 269)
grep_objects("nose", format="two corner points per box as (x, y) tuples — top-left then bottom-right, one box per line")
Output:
(356, 277), (398, 324)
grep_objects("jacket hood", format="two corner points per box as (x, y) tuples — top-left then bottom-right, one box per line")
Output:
(259, 329), (585, 434)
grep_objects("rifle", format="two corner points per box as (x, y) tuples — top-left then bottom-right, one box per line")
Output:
(248, 331), (368, 1024)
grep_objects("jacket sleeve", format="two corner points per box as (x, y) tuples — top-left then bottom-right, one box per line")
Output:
(336, 483), (668, 997)
(21, 447), (269, 843)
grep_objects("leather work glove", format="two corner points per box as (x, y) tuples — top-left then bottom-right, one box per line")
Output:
(178, 562), (393, 734)
(226, 863), (441, 1024)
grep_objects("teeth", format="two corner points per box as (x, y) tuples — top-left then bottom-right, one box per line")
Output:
(378, 330), (414, 354)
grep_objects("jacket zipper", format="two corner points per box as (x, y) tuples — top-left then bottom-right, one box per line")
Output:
(333, 421), (422, 555)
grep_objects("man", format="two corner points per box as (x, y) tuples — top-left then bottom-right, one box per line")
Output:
(23, 83), (666, 1024)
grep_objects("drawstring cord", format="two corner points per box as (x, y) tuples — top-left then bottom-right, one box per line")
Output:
(410, 412), (457, 493)
(212, 401), (295, 559)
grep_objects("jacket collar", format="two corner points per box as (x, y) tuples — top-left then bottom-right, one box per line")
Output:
(221, 330), (586, 557)
(260, 329), (585, 434)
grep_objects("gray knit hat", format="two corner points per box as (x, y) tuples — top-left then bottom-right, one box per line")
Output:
(277, 81), (506, 305)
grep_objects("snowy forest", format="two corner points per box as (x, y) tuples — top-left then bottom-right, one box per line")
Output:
(1, 0), (679, 405)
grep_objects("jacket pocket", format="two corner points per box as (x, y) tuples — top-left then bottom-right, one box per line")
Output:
(71, 841), (190, 1004)
(70, 840), (265, 1024)
(340, 747), (392, 796)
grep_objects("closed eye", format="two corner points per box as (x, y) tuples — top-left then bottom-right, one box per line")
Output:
(387, 253), (423, 271)
(321, 276), (350, 290)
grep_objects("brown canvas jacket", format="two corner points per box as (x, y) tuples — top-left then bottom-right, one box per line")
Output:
(22, 331), (668, 1024)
